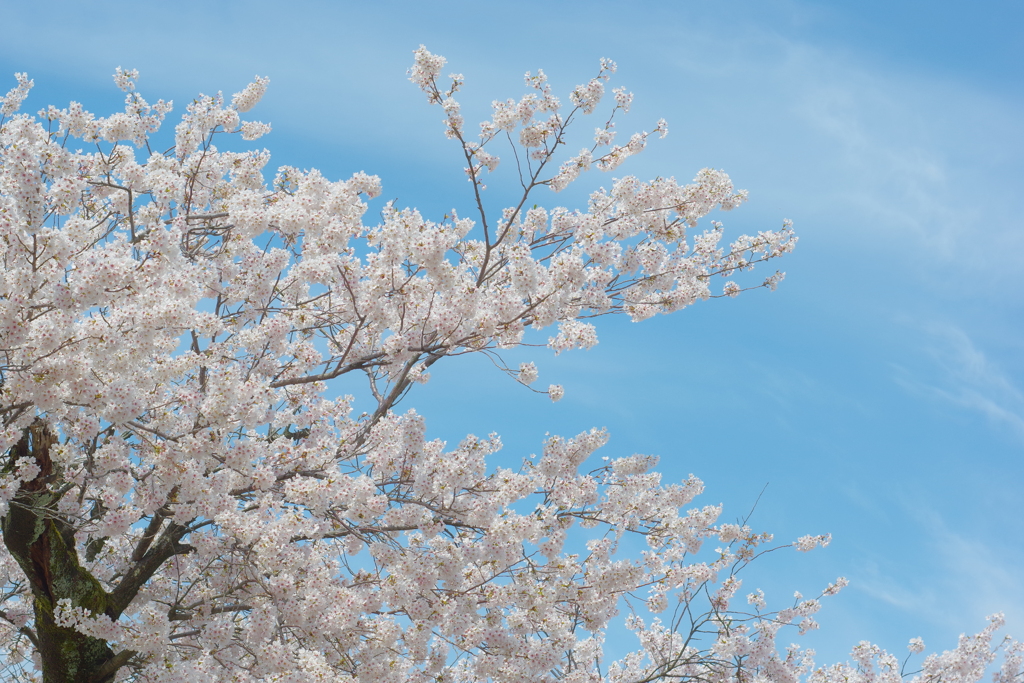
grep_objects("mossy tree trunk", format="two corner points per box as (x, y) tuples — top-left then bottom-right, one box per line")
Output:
(1, 421), (118, 682)
(2, 421), (191, 683)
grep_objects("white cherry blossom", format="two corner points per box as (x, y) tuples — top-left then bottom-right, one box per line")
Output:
(0, 48), (1014, 683)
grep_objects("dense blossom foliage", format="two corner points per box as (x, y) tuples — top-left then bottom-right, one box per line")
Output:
(0, 47), (1017, 683)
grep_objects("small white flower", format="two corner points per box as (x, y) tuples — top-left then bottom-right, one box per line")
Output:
(518, 362), (538, 385)
(232, 76), (270, 113)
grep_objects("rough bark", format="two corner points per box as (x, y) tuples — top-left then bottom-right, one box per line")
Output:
(2, 421), (121, 683)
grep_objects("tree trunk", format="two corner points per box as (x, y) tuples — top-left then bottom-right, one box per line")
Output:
(1, 421), (123, 683)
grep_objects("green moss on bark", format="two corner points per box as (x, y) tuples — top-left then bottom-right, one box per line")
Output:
(1, 423), (124, 683)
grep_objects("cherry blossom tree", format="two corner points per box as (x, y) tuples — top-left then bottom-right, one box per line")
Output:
(0, 47), (1018, 683)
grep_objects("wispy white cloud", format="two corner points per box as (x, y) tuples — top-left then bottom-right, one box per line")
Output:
(854, 502), (1024, 640)
(895, 322), (1024, 440)
(637, 17), (1024, 298)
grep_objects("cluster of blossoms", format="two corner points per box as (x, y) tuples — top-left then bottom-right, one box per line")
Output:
(0, 47), (1017, 683)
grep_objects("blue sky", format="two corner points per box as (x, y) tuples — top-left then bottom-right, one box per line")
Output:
(2, 0), (1022, 667)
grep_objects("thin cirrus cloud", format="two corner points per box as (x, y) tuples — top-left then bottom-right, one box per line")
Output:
(894, 323), (1024, 441)
(857, 502), (1024, 634)
(636, 15), (1022, 299)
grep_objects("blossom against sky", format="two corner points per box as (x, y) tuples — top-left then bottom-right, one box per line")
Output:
(1, 0), (1021, 666)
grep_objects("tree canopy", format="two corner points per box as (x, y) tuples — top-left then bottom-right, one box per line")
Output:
(0, 47), (1016, 683)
